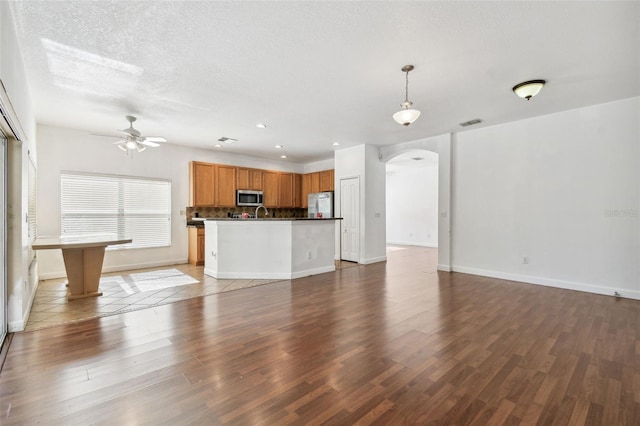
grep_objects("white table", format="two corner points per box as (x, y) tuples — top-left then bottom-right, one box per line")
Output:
(32, 235), (132, 300)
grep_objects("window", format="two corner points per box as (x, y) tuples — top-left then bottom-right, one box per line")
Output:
(61, 172), (171, 249)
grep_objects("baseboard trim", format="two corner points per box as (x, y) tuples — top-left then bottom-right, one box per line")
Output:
(437, 264), (451, 272)
(387, 240), (438, 248)
(38, 258), (189, 281)
(451, 265), (640, 300)
(8, 320), (24, 333)
(360, 256), (387, 265)
(204, 265), (335, 280)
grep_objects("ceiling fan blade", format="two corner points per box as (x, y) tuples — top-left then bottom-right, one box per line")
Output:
(140, 140), (160, 147)
(112, 140), (126, 145)
(144, 136), (167, 143)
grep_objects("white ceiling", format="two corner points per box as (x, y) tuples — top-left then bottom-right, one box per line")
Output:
(8, 1), (640, 163)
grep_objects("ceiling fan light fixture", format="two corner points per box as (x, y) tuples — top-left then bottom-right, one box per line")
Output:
(125, 140), (138, 150)
(393, 65), (421, 126)
(118, 144), (127, 152)
(512, 79), (545, 100)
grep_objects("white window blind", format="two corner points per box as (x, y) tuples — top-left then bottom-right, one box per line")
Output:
(61, 172), (171, 249)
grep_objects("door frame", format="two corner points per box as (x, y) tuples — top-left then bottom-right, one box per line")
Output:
(338, 175), (360, 263)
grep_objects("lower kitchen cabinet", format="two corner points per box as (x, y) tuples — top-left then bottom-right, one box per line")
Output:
(188, 227), (205, 266)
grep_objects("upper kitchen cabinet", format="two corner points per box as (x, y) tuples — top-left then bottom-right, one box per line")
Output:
(310, 172), (320, 194)
(293, 174), (302, 208)
(301, 174), (311, 208)
(320, 169), (334, 192)
(189, 161), (215, 206)
(278, 173), (294, 207)
(215, 165), (237, 207)
(263, 171), (279, 208)
(237, 168), (263, 191)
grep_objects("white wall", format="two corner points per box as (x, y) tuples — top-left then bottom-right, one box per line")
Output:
(303, 158), (334, 174)
(334, 144), (387, 264)
(386, 164), (438, 247)
(36, 124), (304, 279)
(363, 145), (386, 263)
(452, 97), (640, 299)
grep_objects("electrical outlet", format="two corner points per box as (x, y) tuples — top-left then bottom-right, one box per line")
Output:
(523, 256), (529, 264)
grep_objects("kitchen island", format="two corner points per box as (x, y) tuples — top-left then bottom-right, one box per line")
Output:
(202, 218), (340, 279)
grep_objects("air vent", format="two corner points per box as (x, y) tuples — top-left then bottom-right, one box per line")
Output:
(217, 137), (237, 144)
(459, 118), (483, 127)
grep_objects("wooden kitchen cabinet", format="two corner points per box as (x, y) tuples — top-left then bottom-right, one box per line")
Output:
(310, 172), (320, 194)
(278, 173), (294, 207)
(293, 174), (302, 208)
(319, 169), (334, 192)
(301, 173), (311, 208)
(188, 227), (205, 265)
(189, 161), (215, 206)
(236, 168), (263, 190)
(215, 165), (237, 207)
(263, 171), (279, 207)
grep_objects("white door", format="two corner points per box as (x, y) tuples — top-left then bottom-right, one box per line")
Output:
(340, 177), (360, 262)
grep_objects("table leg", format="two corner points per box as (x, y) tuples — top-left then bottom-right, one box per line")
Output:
(61, 246), (106, 300)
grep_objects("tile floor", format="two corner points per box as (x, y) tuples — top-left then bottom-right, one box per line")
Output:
(26, 260), (359, 332)
(25, 264), (283, 331)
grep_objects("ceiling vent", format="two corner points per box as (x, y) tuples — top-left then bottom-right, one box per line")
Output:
(459, 118), (483, 127)
(217, 137), (237, 144)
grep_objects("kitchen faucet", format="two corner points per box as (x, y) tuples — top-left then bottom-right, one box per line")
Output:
(255, 204), (269, 219)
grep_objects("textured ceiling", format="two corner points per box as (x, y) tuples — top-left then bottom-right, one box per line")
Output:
(8, 1), (640, 163)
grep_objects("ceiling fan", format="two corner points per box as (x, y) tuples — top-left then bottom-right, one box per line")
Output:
(109, 115), (167, 152)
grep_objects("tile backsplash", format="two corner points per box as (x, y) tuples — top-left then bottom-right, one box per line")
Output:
(186, 206), (308, 219)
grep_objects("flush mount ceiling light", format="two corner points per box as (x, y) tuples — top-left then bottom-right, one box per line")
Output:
(280, 155), (287, 159)
(393, 65), (421, 127)
(256, 123), (267, 129)
(275, 144), (283, 149)
(512, 80), (546, 100)
(332, 142), (340, 146)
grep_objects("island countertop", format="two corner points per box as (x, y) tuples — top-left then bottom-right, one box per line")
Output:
(187, 217), (342, 227)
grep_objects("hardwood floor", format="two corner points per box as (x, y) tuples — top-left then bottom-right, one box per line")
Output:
(1, 246), (638, 425)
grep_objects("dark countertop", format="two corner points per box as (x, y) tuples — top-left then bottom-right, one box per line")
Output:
(187, 217), (342, 227)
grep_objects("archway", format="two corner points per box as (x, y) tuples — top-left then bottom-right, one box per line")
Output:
(385, 149), (439, 268)
(379, 133), (451, 271)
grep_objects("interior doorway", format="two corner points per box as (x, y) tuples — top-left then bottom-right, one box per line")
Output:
(340, 176), (360, 262)
(384, 150), (439, 268)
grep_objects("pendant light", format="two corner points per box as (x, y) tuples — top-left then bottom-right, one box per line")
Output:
(512, 80), (545, 100)
(393, 65), (421, 127)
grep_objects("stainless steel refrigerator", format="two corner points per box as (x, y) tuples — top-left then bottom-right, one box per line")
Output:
(308, 192), (334, 218)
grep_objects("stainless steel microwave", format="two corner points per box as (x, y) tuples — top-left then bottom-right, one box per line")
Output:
(236, 190), (264, 206)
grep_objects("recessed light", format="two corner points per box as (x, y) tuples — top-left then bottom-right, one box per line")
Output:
(214, 144), (223, 148)
(256, 123), (267, 129)
(280, 155), (287, 159)
(332, 142), (340, 146)
(218, 137), (237, 144)
(275, 144), (283, 149)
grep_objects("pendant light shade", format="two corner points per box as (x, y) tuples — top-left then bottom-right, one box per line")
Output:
(512, 80), (545, 100)
(393, 65), (421, 126)
(393, 107), (421, 127)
